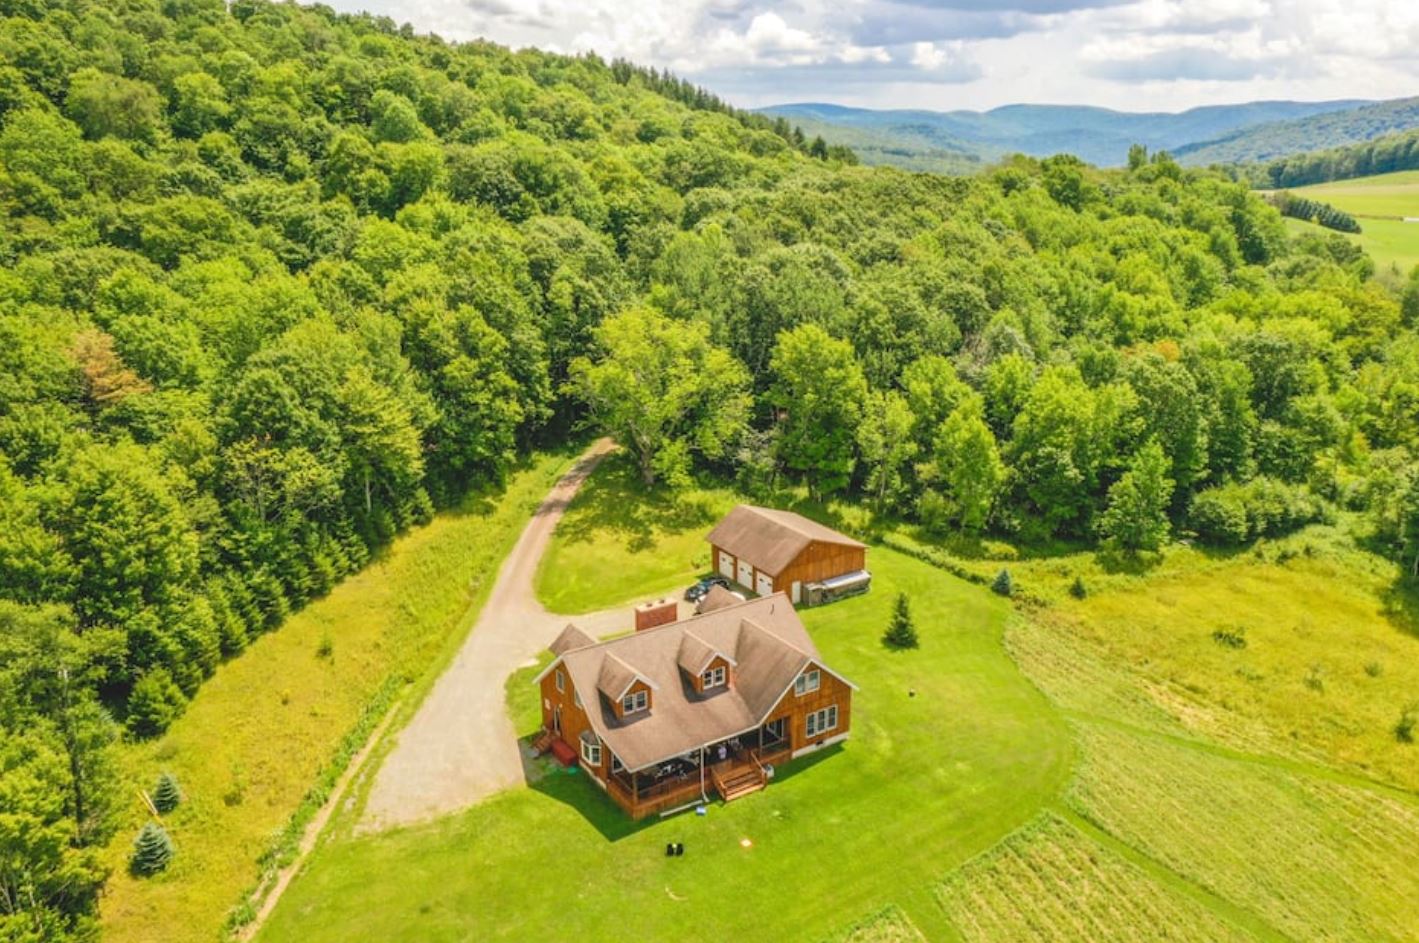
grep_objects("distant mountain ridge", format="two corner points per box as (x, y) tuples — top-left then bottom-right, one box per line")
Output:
(1173, 96), (1419, 165)
(760, 99), (1378, 170)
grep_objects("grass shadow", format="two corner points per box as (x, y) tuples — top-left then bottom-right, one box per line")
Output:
(1095, 548), (1167, 576)
(519, 743), (847, 841)
(550, 454), (722, 554)
(764, 743), (843, 783)
(521, 750), (656, 842)
(1380, 577), (1419, 640)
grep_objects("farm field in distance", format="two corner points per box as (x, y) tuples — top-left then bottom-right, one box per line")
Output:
(258, 457), (1419, 942)
(1281, 169), (1419, 276)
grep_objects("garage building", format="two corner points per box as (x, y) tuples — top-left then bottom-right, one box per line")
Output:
(706, 505), (868, 606)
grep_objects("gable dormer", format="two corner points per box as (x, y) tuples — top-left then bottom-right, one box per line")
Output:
(597, 653), (659, 719)
(677, 631), (736, 695)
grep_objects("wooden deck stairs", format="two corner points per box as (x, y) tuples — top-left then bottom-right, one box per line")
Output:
(531, 729), (555, 755)
(712, 755), (767, 802)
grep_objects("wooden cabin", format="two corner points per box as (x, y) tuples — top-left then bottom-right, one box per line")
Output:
(534, 594), (855, 818)
(706, 505), (869, 605)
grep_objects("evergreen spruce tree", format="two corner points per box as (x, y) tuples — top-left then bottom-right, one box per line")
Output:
(130, 822), (174, 876)
(1070, 576), (1088, 599)
(992, 568), (1013, 597)
(153, 773), (181, 814)
(883, 593), (918, 649)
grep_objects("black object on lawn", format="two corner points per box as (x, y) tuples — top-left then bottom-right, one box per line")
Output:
(665, 843), (675, 857)
(675, 843), (685, 856)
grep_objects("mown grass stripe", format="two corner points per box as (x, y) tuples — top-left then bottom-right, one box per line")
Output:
(1053, 807), (1292, 943)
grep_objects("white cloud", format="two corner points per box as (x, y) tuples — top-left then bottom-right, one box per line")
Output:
(323, 0), (1419, 110)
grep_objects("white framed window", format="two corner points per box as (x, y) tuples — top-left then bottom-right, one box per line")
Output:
(622, 689), (648, 714)
(795, 669), (821, 696)
(580, 737), (601, 766)
(702, 665), (726, 689)
(806, 704), (837, 738)
(573, 689), (582, 709)
(555, 670), (564, 693)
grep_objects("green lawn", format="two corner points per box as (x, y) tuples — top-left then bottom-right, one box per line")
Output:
(257, 463), (1419, 942)
(1279, 170), (1419, 277)
(98, 451), (576, 943)
(534, 453), (741, 613)
(258, 544), (1075, 941)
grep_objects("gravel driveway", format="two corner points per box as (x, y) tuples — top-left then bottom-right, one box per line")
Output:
(358, 439), (693, 831)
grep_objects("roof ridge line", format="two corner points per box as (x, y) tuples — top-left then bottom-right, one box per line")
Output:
(737, 614), (814, 661)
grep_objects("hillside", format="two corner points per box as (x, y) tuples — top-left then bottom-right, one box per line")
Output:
(1177, 96), (1419, 165)
(2, 1), (1419, 941)
(762, 110), (988, 174)
(762, 99), (1369, 168)
(1233, 126), (1419, 189)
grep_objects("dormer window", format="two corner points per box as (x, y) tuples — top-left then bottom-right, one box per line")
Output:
(795, 668), (820, 696)
(702, 665), (727, 689)
(622, 689), (648, 714)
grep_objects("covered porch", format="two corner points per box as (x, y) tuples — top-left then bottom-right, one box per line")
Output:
(607, 720), (794, 819)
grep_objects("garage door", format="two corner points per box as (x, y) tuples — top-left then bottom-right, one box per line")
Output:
(737, 559), (754, 587)
(756, 572), (774, 597)
(718, 550), (736, 580)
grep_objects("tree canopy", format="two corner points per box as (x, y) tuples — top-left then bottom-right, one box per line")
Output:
(0, 1), (1416, 935)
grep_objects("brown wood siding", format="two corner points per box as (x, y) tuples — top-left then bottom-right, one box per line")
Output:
(762, 660), (853, 752)
(708, 540), (864, 598)
(539, 670), (608, 784)
(776, 542), (866, 593)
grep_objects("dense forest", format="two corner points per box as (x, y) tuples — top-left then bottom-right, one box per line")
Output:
(1233, 126), (1419, 189)
(2, 1), (1419, 939)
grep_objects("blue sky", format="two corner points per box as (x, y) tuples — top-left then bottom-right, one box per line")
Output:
(323, 0), (1419, 112)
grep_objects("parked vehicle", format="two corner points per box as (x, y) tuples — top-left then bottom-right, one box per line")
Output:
(684, 575), (731, 602)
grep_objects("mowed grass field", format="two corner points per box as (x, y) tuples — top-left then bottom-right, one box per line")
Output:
(257, 459), (1419, 942)
(258, 542), (1075, 941)
(937, 814), (1262, 943)
(1067, 723), (1419, 943)
(534, 458), (740, 613)
(1279, 169), (1419, 277)
(98, 450), (575, 942)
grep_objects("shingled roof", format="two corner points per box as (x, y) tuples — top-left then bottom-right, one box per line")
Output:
(548, 624), (594, 656)
(706, 505), (865, 576)
(697, 584), (742, 613)
(540, 593), (853, 772)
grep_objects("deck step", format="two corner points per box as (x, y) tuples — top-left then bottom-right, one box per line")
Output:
(720, 779), (765, 801)
(713, 764), (766, 802)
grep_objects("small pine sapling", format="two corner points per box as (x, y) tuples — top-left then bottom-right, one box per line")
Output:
(1396, 703), (1417, 744)
(153, 772), (181, 814)
(1069, 576), (1087, 599)
(883, 593), (919, 649)
(991, 568), (1013, 597)
(130, 822), (174, 876)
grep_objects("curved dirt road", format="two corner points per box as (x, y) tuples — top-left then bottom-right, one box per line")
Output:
(359, 439), (691, 831)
